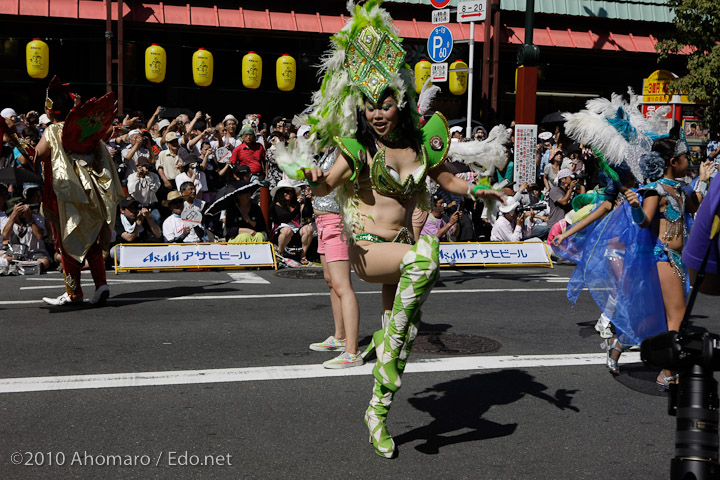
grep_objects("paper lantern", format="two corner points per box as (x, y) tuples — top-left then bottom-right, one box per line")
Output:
(242, 51), (262, 90)
(145, 44), (166, 84)
(276, 54), (296, 92)
(26, 39), (49, 79)
(414, 60), (431, 94)
(192, 48), (214, 87)
(449, 60), (468, 95)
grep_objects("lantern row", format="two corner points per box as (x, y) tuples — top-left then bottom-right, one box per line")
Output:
(145, 45), (295, 90)
(26, 39), (297, 91)
(28, 39), (466, 95)
(414, 59), (468, 96)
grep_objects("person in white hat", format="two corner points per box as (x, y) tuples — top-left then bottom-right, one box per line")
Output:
(120, 128), (155, 179)
(449, 125), (464, 143)
(490, 198), (535, 241)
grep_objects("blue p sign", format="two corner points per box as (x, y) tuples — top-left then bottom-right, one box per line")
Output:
(427, 26), (453, 63)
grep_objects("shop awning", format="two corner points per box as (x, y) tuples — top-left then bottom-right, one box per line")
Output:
(1, 0), (660, 53)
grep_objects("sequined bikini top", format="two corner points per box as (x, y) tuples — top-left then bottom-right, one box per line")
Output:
(369, 145), (429, 202)
(333, 112), (450, 202)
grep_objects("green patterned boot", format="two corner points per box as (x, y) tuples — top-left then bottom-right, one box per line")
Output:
(373, 235), (439, 392)
(365, 379), (396, 458)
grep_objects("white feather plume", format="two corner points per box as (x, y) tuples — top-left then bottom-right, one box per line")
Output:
(448, 125), (509, 178)
(417, 78), (440, 116)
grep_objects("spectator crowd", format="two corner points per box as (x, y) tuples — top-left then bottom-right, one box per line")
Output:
(1, 104), (716, 273)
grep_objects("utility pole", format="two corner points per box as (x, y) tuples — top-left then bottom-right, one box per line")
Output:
(515, 0), (539, 124)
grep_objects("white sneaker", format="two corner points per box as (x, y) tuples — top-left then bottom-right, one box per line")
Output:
(42, 292), (82, 306)
(89, 285), (110, 305)
(595, 316), (613, 339)
(323, 352), (364, 369)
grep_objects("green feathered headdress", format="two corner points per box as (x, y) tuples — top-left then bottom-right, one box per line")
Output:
(298, 0), (418, 149)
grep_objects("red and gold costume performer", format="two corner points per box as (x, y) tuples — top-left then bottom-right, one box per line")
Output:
(35, 77), (124, 306)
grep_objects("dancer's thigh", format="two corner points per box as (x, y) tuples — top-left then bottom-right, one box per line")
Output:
(657, 261), (686, 331)
(349, 241), (412, 284)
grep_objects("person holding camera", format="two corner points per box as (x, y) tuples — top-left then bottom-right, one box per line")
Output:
(2, 194), (50, 272)
(121, 129), (155, 180)
(490, 199), (535, 242)
(126, 155), (162, 225)
(546, 169), (577, 230)
(421, 196), (460, 241)
(113, 196), (162, 247)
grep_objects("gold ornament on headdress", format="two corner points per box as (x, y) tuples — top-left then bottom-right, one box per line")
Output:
(344, 25), (406, 102)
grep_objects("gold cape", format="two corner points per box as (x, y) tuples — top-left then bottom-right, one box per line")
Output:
(43, 123), (124, 262)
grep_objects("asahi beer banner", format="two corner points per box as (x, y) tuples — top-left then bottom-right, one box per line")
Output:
(114, 243), (276, 271)
(439, 241), (552, 267)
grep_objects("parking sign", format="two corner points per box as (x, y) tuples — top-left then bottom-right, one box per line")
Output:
(427, 26), (453, 63)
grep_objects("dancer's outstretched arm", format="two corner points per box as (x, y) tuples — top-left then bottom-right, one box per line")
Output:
(552, 200), (612, 246)
(301, 153), (353, 197)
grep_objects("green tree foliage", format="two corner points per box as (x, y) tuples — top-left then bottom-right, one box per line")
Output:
(656, 0), (720, 127)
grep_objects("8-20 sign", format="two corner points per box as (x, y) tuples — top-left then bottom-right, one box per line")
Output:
(456, 0), (488, 22)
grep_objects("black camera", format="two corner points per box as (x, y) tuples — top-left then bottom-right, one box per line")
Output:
(517, 202), (547, 214)
(642, 330), (720, 479)
(569, 172), (586, 181)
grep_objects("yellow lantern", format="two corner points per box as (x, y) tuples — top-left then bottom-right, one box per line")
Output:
(145, 44), (166, 84)
(449, 60), (468, 95)
(414, 59), (431, 94)
(192, 48), (214, 87)
(242, 51), (262, 90)
(276, 54), (296, 92)
(26, 38), (49, 79)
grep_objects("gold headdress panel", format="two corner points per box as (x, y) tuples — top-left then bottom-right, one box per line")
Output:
(300, 0), (418, 148)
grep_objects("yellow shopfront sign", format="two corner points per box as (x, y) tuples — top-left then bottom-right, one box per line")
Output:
(642, 70), (689, 104)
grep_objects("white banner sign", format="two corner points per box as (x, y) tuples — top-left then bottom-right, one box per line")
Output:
(114, 243), (276, 271)
(431, 62), (448, 82)
(431, 8), (450, 24)
(439, 242), (552, 267)
(513, 124), (538, 187)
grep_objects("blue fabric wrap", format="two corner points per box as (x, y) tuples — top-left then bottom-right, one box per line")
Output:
(554, 201), (668, 345)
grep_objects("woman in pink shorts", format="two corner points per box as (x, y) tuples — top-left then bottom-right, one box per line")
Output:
(308, 148), (362, 369)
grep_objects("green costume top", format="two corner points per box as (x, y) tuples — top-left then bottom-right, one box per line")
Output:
(333, 112), (450, 202)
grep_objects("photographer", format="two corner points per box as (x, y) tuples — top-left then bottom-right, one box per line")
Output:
(126, 155), (162, 225)
(421, 196), (461, 241)
(490, 199), (535, 242)
(2, 190), (50, 271)
(547, 169), (578, 230)
(121, 129), (155, 180)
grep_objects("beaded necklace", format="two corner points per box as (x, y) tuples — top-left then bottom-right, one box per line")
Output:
(657, 177), (685, 240)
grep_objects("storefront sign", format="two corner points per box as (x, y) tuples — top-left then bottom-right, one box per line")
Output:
(642, 70), (690, 104)
(513, 124), (538, 186)
(113, 243), (277, 272)
(439, 241), (553, 267)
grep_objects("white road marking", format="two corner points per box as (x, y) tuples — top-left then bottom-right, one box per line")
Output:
(0, 352), (641, 394)
(227, 272), (270, 284)
(0, 287), (573, 305)
(23, 278), (216, 283)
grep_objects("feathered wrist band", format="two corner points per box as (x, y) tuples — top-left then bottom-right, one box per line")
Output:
(306, 180), (321, 187)
(631, 205), (646, 225)
(694, 179), (708, 196)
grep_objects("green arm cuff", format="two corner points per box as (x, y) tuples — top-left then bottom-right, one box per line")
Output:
(333, 136), (367, 182)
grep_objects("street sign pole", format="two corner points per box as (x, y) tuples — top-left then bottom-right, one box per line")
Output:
(466, 21), (475, 140)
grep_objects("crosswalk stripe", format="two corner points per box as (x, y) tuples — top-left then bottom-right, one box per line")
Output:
(0, 352), (641, 394)
(0, 287), (573, 305)
(227, 272), (270, 284)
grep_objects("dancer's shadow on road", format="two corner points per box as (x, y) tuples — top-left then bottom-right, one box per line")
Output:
(395, 369), (579, 454)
